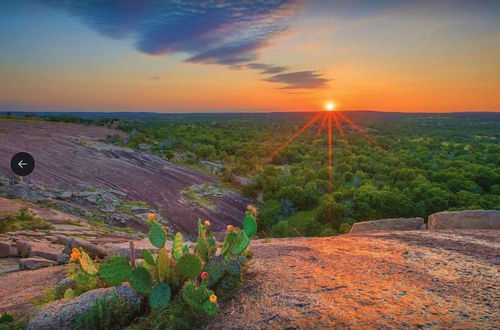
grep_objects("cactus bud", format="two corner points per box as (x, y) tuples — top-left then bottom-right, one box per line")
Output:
(227, 225), (234, 232)
(246, 204), (258, 217)
(203, 220), (210, 227)
(210, 294), (217, 303)
(201, 271), (209, 279)
(148, 213), (156, 221)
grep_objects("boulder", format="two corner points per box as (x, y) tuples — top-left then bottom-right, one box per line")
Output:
(16, 240), (32, 257)
(26, 285), (141, 330)
(57, 253), (70, 264)
(0, 242), (12, 257)
(350, 217), (424, 234)
(428, 210), (500, 230)
(19, 257), (56, 270)
(31, 242), (62, 261)
(66, 238), (110, 258)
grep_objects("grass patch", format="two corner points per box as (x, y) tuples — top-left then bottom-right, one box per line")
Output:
(0, 207), (54, 234)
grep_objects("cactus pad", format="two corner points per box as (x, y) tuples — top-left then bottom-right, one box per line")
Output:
(227, 260), (241, 275)
(130, 266), (153, 294)
(202, 299), (218, 316)
(142, 249), (155, 266)
(99, 256), (131, 285)
(78, 249), (98, 276)
(172, 232), (184, 260)
(148, 220), (167, 248)
(156, 247), (171, 283)
(177, 254), (202, 279)
(204, 255), (226, 287)
(231, 231), (250, 255)
(243, 213), (257, 237)
(149, 283), (171, 309)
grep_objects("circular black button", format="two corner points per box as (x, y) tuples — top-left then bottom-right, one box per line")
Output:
(10, 152), (35, 176)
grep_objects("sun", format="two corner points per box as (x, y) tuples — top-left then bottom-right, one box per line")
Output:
(325, 101), (336, 112)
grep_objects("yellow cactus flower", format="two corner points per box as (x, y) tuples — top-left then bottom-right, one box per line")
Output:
(209, 294), (217, 303)
(247, 204), (258, 217)
(204, 220), (211, 227)
(148, 213), (156, 221)
(69, 248), (80, 262)
(227, 225), (234, 232)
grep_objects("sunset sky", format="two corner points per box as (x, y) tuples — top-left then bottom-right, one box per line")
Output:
(1, 0), (499, 113)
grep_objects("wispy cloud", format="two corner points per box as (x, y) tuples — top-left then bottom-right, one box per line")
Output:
(39, 0), (329, 89)
(265, 71), (329, 89)
(247, 63), (289, 74)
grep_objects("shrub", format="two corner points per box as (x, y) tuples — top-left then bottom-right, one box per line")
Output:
(73, 292), (136, 330)
(0, 207), (54, 234)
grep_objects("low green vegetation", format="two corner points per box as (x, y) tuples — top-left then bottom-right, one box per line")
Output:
(52, 208), (257, 329)
(10, 112), (500, 237)
(0, 207), (54, 234)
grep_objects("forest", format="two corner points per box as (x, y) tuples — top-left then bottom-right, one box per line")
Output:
(8, 111), (500, 237)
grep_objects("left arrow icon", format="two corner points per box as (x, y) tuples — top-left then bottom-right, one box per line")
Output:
(11, 152), (35, 176)
(18, 160), (27, 168)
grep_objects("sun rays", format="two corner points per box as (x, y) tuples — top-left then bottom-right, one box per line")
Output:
(268, 110), (383, 194)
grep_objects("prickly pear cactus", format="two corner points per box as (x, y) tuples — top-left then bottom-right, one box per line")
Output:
(142, 249), (155, 266)
(156, 247), (171, 283)
(243, 213), (257, 237)
(130, 266), (153, 294)
(231, 230), (250, 255)
(226, 260), (241, 275)
(205, 255), (227, 287)
(221, 230), (238, 259)
(99, 256), (131, 285)
(177, 253), (202, 279)
(202, 299), (218, 316)
(78, 249), (98, 276)
(197, 219), (207, 239)
(148, 220), (167, 248)
(149, 283), (171, 309)
(195, 236), (209, 261)
(172, 232), (184, 260)
(182, 281), (215, 314)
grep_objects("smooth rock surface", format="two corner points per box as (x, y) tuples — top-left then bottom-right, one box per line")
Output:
(18, 257), (56, 270)
(349, 217), (424, 233)
(428, 210), (500, 230)
(26, 285), (141, 330)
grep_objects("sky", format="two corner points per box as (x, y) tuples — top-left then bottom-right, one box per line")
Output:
(0, 0), (499, 113)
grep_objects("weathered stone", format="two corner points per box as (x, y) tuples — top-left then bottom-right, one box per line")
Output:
(57, 191), (72, 200)
(26, 285), (141, 330)
(66, 238), (110, 258)
(18, 257), (56, 270)
(16, 240), (32, 257)
(0, 242), (12, 257)
(0, 258), (20, 274)
(54, 277), (76, 296)
(428, 210), (500, 230)
(350, 217), (424, 234)
(57, 253), (70, 264)
(31, 242), (61, 261)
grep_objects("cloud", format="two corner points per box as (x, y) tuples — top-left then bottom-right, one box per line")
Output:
(247, 63), (288, 74)
(39, 0), (328, 89)
(265, 71), (329, 89)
